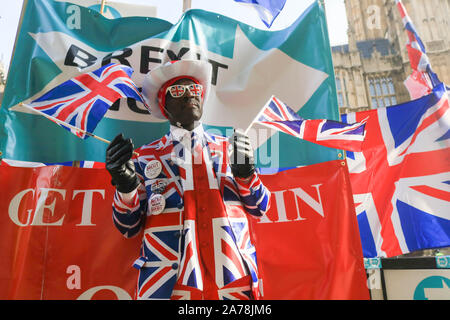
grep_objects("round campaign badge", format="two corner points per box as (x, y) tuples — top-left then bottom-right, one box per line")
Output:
(151, 179), (167, 194)
(145, 160), (162, 179)
(149, 194), (166, 215)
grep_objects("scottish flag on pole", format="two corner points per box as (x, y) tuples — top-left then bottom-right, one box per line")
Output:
(234, 0), (287, 28)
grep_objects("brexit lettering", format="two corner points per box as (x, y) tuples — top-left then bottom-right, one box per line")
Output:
(258, 184), (324, 223)
(63, 44), (228, 117)
(8, 188), (105, 227)
(65, 44), (228, 85)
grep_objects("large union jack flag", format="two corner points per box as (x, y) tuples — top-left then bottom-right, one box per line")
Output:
(29, 63), (146, 139)
(395, 0), (440, 98)
(342, 83), (450, 257)
(254, 95), (366, 151)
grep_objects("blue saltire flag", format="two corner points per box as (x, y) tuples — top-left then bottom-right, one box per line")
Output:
(234, 0), (287, 28)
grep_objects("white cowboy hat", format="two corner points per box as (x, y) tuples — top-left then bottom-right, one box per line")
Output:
(141, 59), (212, 119)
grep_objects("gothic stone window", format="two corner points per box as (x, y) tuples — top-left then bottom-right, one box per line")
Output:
(336, 76), (349, 108)
(336, 77), (344, 107)
(368, 76), (397, 108)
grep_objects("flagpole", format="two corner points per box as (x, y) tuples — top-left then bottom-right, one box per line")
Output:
(318, 0), (326, 15)
(100, 0), (107, 16)
(182, 0), (192, 12)
(20, 103), (110, 143)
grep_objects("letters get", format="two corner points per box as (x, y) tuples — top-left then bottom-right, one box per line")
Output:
(8, 188), (105, 227)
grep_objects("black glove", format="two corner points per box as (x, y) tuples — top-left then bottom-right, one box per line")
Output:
(229, 129), (255, 179)
(105, 133), (140, 193)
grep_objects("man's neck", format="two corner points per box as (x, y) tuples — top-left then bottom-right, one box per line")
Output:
(171, 121), (200, 131)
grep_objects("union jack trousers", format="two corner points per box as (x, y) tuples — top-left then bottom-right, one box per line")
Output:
(112, 125), (271, 300)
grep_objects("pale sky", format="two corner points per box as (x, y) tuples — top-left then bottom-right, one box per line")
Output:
(0, 0), (348, 73)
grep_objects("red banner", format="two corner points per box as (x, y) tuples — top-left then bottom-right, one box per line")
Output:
(0, 160), (369, 299)
(0, 164), (141, 299)
(255, 161), (369, 299)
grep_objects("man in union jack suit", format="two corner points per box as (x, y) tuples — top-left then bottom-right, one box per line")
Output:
(105, 59), (271, 300)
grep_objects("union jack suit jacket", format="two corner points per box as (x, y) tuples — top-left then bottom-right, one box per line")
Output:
(112, 126), (271, 299)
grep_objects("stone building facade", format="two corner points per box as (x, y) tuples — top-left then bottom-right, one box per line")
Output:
(332, 0), (450, 114)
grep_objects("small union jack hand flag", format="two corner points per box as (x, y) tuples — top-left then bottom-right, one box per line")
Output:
(253, 95), (367, 152)
(27, 63), (147, 139)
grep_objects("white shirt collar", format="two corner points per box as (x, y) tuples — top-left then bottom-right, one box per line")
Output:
(170, 122), (204, 143)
